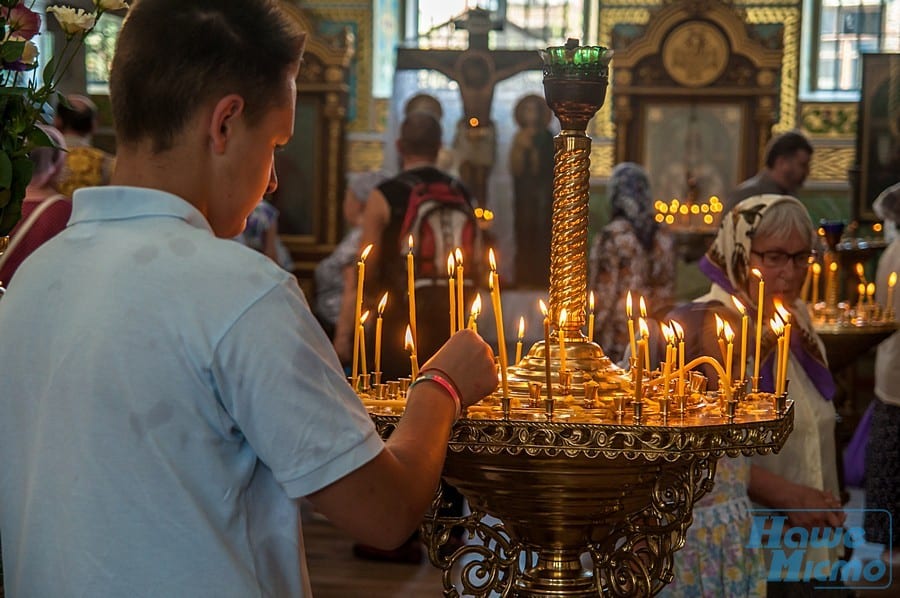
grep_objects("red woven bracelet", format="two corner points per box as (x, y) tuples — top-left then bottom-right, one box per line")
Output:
(408, 371), (462, 422)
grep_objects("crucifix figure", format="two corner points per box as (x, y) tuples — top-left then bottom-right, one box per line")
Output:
(396, 8), (543, 207)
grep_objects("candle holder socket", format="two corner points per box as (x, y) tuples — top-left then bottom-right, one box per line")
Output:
(583, 380), (599, 408)
(632, 400), (643, 423)
(528, 381), (543, 408)
(360, 373), (371, 392)
(373, 371), (382, 387)
(387, 380), (400, 400)
(558, 370), (573, 397)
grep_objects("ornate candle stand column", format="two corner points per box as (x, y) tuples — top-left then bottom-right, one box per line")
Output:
(366, 40), (794, 598)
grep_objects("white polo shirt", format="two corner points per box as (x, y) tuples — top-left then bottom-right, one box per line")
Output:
(0, 186), (384, 597)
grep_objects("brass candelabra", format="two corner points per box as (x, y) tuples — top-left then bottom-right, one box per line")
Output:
(362, 40), (793, 597)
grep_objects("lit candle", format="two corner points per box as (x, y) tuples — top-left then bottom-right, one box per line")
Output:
(515, 317), (525, 365)
(672, 320), (685, 396)
(856, 263), (867, 285)
(488, 249), (509, 399)
(588, 290), (596, 341)
(774, 300), (791, 395)
(661, 323), (674, 397)
(558, 309), (568, 373)
(351, 244), (374, 384)
(723, 321), (734, 396)
(374, 292), (388, 376)
(801, 258), (813, 302)
(539, 300), (553, 401)
(447, 253), (457, 336)
(770, 316), (785, 395)
(639, 297), (650, 371)
(887, 272), (898, 319)
(857, 283), (866, 314)
(634, 339), (644, 403)
(407, 235), (418, 350)
(625, 291), (637, 367)
(827, 261), (839, 307)
(467, 293), (482, 331)
(636, 318), (650, 401)
(404, 325), (418, 379)
(715, 313), (727, 363)
(812, 263), (821, 305)
(752, 268), (765, 392)
(358, 310), (370, 381)
(867, 282), (875, 305)
(455, 248), (465, 333)
(731, 296), (749, 382)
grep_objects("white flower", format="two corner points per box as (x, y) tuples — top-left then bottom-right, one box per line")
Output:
(46, 5), (96, 35)
(95, 0), (128, 10)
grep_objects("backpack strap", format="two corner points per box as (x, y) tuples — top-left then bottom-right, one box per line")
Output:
(0, 194), (67, 276)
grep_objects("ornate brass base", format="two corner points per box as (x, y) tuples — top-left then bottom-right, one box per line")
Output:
(372, 408), (793, 597)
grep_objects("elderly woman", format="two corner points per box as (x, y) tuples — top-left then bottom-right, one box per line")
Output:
(660, 195), (844, 597)
(0, 125), (71, 286)
(589, 162), (675, 363)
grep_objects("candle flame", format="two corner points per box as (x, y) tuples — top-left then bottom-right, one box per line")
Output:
(715, 313), (724, 337)
(638, 317), (649, 338)
(559, 308), (567, 327)
(377, 292), (388, 315)
(488, 272), (494, 291)
(404, 325), (414, 352)
(447, 253), (455, 277)
(408, 235), (414, 252)
(856, 263), (865, 280)
(671, 320), (684, 341)
(360, 310), (370, 325)
(661, 322), (674, 344)
(830, 262), (838, 272)
(454, 248), (463, 266)
(626, 291), (633, 317)
(812, 263), (822, 275)
(773, 298), (789, 322)
(723, 321), (735, 342)
(470, 293), (482, 317)
(489, 248), (497, 272)
(858, 282), (866, 296)
(731, 295), (746, 315)
(890, 272), (898, 288)
(867, 282), (875, 297)
(770, 316), (784, 336)
(639, 296), (647, 318)
(539, 299), (548, 317)
(751, 268), (763, 280)
(360, 243), (374, 262)
(518, 316), (525, 339)
(589, 290), (595, 311)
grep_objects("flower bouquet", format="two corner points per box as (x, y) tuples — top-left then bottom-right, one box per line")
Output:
(0, 0), (127, 237)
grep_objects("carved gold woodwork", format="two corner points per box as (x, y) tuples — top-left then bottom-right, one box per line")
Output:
(277, 3), (354, 293)
(611, 0), (784, 186)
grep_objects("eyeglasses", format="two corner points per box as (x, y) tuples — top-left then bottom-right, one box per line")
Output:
(751, 250), (815, 269)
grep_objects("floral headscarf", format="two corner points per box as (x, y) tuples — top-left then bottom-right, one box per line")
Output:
(608, 162), (658, 252)
(699, 194), (835, 400)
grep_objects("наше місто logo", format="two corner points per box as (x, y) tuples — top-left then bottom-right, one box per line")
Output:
(748, 509), (893, 591)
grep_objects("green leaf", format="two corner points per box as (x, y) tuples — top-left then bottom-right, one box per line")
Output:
(0, 40), (25, 63)
(0, 197), (24, 237)
(0, 151), (11, 190)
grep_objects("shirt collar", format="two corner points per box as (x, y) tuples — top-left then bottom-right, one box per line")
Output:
(69, 186), (213, 233)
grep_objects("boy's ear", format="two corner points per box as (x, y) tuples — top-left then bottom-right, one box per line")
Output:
(209, 94), (245, 154)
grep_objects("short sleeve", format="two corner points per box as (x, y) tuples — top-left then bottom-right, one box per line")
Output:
(211, 278), (384, 498)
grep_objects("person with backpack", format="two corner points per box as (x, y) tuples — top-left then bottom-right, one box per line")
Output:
(335, 111), (482, 382)
(335, 110), (480, 563)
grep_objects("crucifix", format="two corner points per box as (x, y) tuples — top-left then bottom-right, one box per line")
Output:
(395, 8), (543, 207)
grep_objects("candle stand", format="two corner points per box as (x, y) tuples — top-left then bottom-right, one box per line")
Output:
(362, 40), (793, 597)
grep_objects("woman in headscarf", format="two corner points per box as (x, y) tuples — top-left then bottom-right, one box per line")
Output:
(589, 162), (675, 363)
(660, 194), (844, 597)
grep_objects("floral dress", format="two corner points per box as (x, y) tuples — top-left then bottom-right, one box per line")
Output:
(658, 456), (767, 597)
